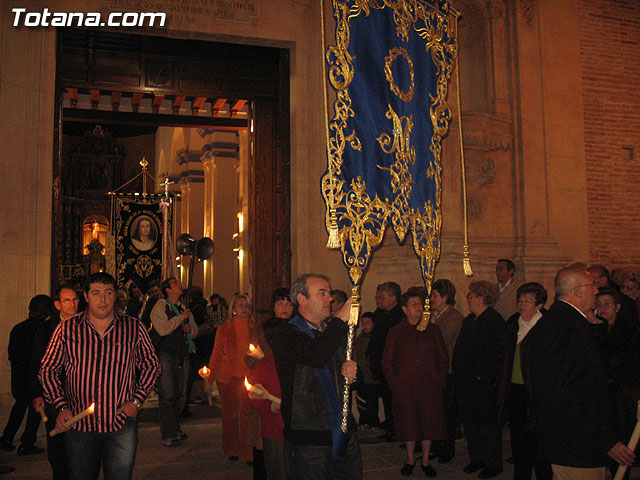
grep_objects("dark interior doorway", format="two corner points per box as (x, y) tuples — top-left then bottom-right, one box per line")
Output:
(52, 28), (291, 318)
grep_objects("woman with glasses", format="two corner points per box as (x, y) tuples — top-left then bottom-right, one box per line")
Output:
(452, 281), (506, 479)
(382, 289), (448, 477)
(499, 282), (551, 480)
(594, 287), (640, 480)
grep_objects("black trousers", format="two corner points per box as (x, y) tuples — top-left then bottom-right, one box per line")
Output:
(355, 383), (380, 427)
(456, 377), (502, 469)
(379, 380), (393, 434)
(44, 403), (70, 480)
(507, 384), (551, 480)
(433, 373), (457, 457)
(1, 395), (40, 447)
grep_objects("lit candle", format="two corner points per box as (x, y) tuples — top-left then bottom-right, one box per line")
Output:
(50, 403), (95, 437)
(198, 366), (214, 406)
(244, 377), (281, 405)
(37, 406), (48, 422)
(247, 343), (264, 359)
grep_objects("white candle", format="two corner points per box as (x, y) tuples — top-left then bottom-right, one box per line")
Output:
(247, 343), (264, 359)
(37, 406), (48, 422)
(244, 377), (281, 405)
(50, 403), (95, 437)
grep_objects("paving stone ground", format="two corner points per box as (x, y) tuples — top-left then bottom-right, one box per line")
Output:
(2, 397), (638, 479)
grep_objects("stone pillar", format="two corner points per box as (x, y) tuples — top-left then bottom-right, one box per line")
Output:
(200, 132), (240, 303)
(0, 13), (56, 400)
(176, 151), (205, 290)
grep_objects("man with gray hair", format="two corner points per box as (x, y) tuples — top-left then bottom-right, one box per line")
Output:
(366, 281), (403, 440)
(264, 273), (360, 479)
(523, 264), (635, 480)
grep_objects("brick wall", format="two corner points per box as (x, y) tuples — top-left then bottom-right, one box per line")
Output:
(579, 0), (640, 266)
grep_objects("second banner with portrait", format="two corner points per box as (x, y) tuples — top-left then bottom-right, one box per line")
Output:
(113, 194), (171, 292)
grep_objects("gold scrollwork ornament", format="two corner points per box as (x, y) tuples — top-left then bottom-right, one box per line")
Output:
(384, 46), (415, 103)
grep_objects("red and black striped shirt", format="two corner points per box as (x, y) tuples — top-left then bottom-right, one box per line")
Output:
(39, 310), (161, 432)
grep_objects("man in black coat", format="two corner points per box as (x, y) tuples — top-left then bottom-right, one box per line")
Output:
(31, 285), (78, 479)
(523, 264), (635, 479)
(365, 281), (403, 439)
(0, 295), (52, 455)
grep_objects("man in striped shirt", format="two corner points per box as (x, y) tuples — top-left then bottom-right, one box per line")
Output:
(39, 272), (161, 480)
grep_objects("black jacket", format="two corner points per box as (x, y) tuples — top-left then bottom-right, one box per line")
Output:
(366, 304), (404, 382)
(522, 300), (617, 467)
(9, 315), (45, 399)
(264, 316), (351, 445)
(452, 307), (505, 385)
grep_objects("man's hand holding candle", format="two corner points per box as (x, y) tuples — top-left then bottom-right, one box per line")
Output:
(55, 408), (74, 433)
(247, 343), (264, 359)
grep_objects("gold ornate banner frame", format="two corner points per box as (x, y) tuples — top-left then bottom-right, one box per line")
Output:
(322, 0), (457, 329)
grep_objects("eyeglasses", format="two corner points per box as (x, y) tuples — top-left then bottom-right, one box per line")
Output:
(517, 298), (536, 305)
(60, 298), (78, 304)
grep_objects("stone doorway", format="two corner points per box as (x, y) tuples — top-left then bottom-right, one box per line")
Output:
(52, 28), (291, 318)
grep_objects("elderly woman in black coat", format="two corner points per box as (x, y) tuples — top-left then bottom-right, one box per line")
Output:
(499, 282), (552, 480)
(452, 280), (506, 479)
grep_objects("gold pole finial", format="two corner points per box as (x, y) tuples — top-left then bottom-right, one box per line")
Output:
(140, 157), (149, 195)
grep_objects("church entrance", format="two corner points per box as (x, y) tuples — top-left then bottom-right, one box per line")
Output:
(52, 28), (291, 319)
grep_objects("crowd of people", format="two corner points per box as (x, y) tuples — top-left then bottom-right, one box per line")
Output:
(2, 260), (640, 480)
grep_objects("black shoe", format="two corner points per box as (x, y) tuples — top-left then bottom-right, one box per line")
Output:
(0, 441), (14, 452)
(463, 462), (485, 473)
(438, 454), (453, 464)
(180, 409), (193, 418)
(383, 432), (396, 442)
(421, 464), (437, 477)
(505, 456), (513, 464)
(0, 466), (14, 475)
(228, 456), (239, 461)
(401, 463), (415, 476)
(17, 444), (44, 456)
(477, 466), (503, 479)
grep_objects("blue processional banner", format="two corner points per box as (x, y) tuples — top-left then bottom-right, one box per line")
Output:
(322, 0), (456, 322)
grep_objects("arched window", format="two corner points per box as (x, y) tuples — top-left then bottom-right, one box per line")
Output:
(82, 215), (109, 255)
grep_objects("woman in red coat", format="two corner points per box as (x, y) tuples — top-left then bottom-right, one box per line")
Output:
(382, 290), (449, 477)
(208, 294), (255, 463)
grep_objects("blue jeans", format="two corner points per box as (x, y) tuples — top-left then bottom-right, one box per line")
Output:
(65, 416), (138, 480)
(291, 433), (361, 480)
(157, 350), (190, 440)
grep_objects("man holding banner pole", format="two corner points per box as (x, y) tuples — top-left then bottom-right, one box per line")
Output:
(150, 277), (198, 447)
(264, 273), (360, 480)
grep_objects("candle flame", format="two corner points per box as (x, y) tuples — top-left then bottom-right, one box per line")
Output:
(244, 377), (252, 391)
(88, 403), (95, 413)
(249, 343), (256, 351)
(203, 366), (209, 375)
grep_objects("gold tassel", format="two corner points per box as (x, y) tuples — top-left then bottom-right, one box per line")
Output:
(453, 9), (474, 279)
(463, 244), (473, 277)
(326, 208), (340, 249)
(417, 296), (430, 331)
